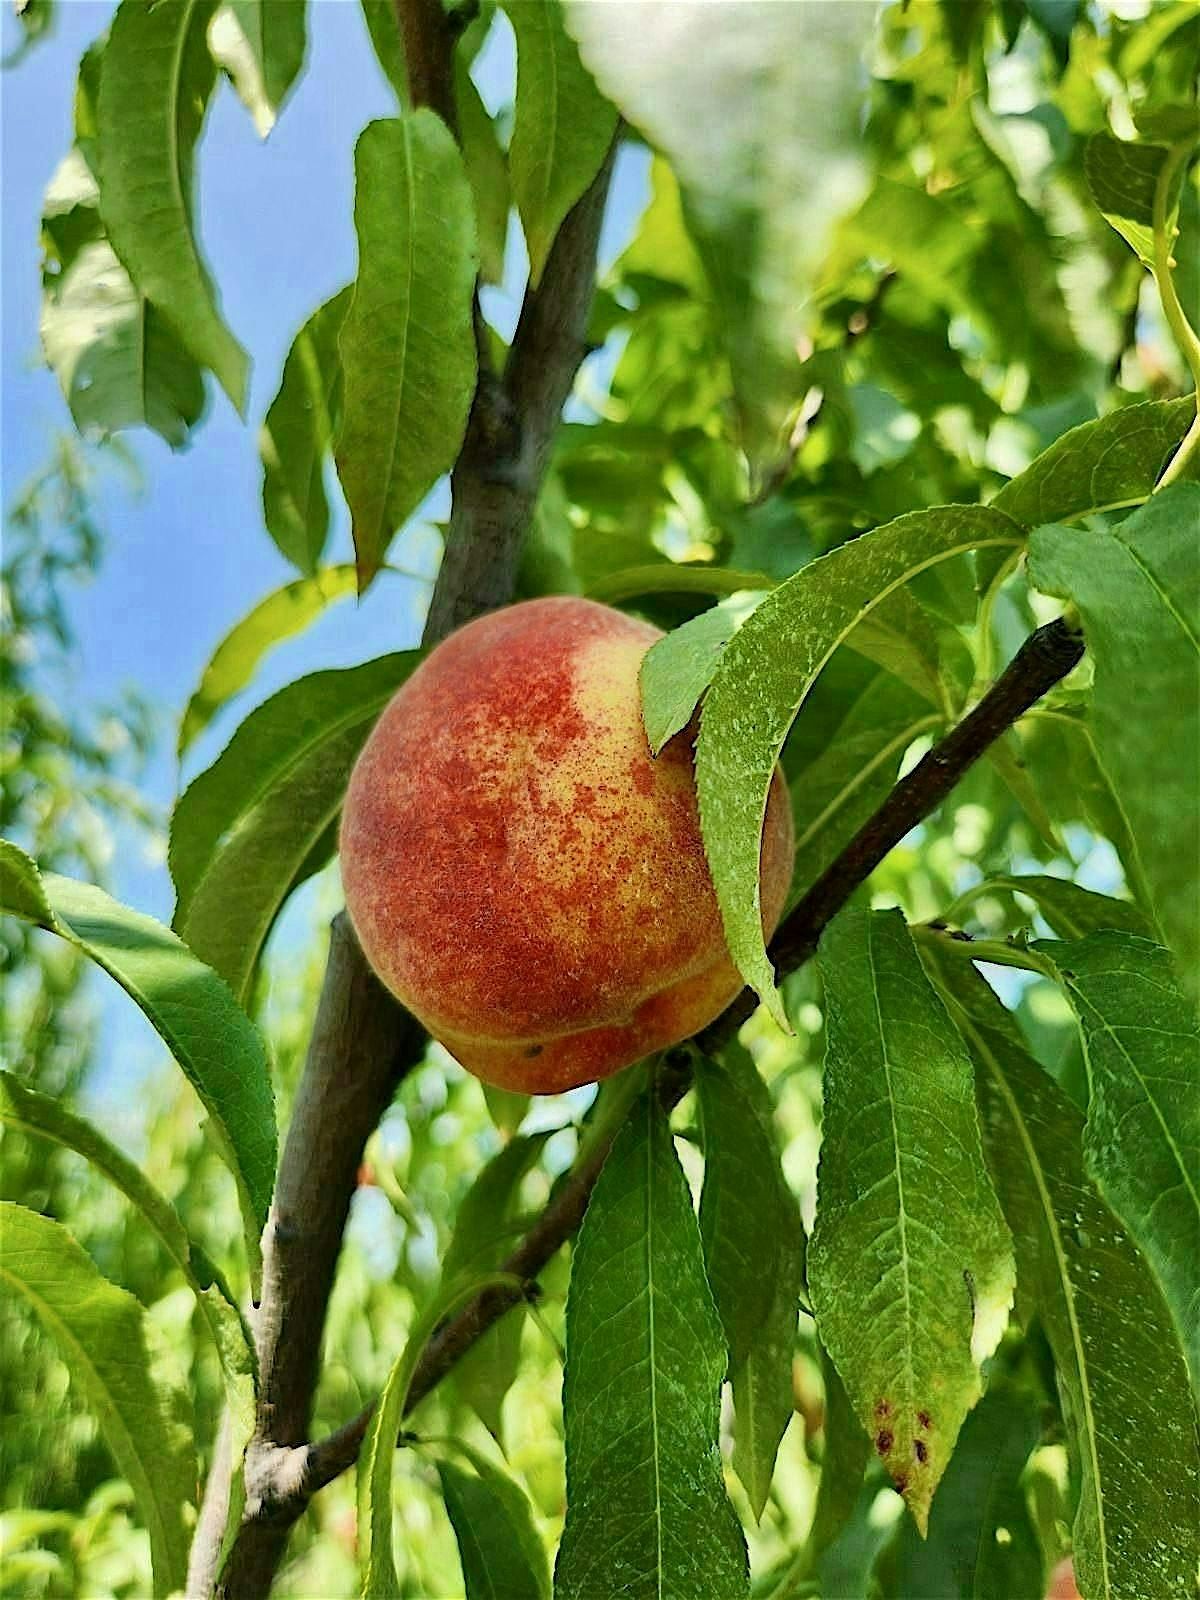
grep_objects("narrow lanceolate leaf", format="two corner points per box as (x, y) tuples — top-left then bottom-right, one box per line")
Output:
(993, 398), (1199, 527)
(360, 1275), (516, 1599)
(41, 239), (207, 449)
(698, 1043), (804, 1521)
(503, 0), (616, 285)
(565, 0), (874, 476)
(0, 1204), (196, 1598)
(555, 1092), (749, 1600)
(442, 1136), (546, 1443)
(260, 286), (352, 574)
(208, 0), (308, 138)
(971, 875), (1154, 943)
(170, 653), (420, 1000)
(178, 564), (358, 758)
(640, 594), (766, 756)
(1029, 485), (1200, 993)
(456, 59), (510, 287)
(98, 0), (249, 411)
(1083, 132), (1175, 265)
(698, 506), (1024, 1024)
(810, 909), (1015, 1532)
(878, 1386), (1044, 1600)
(1034, 933), (1200, 1396)
(437, 1448), (551, 1600)
(336, 114), (477, 590)
(0, 841), (276, 1291)
(928, 955), (1200, 1600)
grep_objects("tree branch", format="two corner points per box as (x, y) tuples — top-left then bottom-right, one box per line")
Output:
(191, 7), (619, 1594)
(289, 614), (1085, 1504)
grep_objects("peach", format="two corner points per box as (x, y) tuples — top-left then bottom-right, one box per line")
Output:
(340, 596), (794, 1094)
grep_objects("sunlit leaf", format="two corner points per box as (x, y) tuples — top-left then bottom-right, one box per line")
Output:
(209, 0), (308, 138)
(260, 286), (352, 574)
(0, 841), (276, 1292)
(993, 398), (1199, 527)
(170, 653), (421, 1000)
(178, 564), (358, 758)
(437, 1447), (551, 1600)
(928, 953), (1200, 1600)
(1084, 132), (1174, 265)
(502, 0), (613, 286)
(961, 874), (1154, 942)
(457, 58), (510, 286)
(1029, 485), (1200, 993)
(565, 0), (874, 476)
(697, 506), (1023, 1024)
(335, 113), (477, 589)
(555, 1090), (748, 1600)
(0, 1203), (196, 1598)
(811, 909), (1015, 1531)
(807, 1341), (870, 1562)
(98, 0), (249, 410)
(1034, 932), (1200, 1395)
(640, 594), (766, 757)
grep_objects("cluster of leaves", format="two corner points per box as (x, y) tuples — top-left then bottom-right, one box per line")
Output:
(5, 1), (1200, 1598)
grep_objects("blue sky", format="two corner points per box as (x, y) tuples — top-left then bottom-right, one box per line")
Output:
(3, 0), (647, 1116)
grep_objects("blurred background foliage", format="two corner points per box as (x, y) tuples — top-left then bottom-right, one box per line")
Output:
(3, 0), (1196, 1594)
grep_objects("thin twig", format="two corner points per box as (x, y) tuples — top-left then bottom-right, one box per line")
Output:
(292, 615), (1085, 1506)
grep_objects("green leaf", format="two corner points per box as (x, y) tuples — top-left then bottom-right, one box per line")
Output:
(0, 1203), (196, 1598)
(640, 594), (766, 757)
(0, 1070), (256, 1511)
(696, 1048), (786, 1370)
(359, 0), (407, 101)
(41, 239), (207, 450)
(97, 0), (249, 411)
(1029, 485), (1200, 992)
(1084, 133), (1175, 265)
(587, 564), (774, 607)
(810, 909), (1015, 1532)
(170, 653), (420, 1000)
(0, 842), (276, 1293)
(360, 1274), (517, 1599)
(437, 1449), (551, 1600)
(209, 0), (308, 138)
(503, 0), (616, 287)
(877, 1385), (1044, 1600)
(962, 875), (1155, 942)
(565, 1), (873, 476)
(456, 59), (511, 287)
(554, 1090), (748, 1600)
(697, 506), (1024, 1024)
(1033, 933), (1200, 1396)
(703, 1043), (805, 1522)
(260, 286), (352, 574)
(443, 1136), (545, 1443)
(807, 1341), (870, 1563)
(335, 113), (477, 590)
(847, 588), (972, 715)
(178, 564), (358, 758)
(928, 954), (1200, 1600)
(993, 399), (1200, 527)
(786, 665), (940, 906)
(482, 1082), (530, 1139)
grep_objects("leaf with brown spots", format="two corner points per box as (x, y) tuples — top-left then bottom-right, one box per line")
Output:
(810, 909), (1015, 1531)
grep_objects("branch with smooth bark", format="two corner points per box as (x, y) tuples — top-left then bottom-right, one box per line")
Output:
(282, 614), (1085, 1506)
(189, 9), (618, 1598)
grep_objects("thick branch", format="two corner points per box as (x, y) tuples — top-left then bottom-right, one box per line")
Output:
(292, 615), (1084, 1503)
(193, 13), (618, 1598)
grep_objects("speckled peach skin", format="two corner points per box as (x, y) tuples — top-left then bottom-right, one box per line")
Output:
(340, 596), (795, 1094)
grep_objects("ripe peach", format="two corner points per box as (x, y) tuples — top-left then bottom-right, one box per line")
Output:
(340, 596), (794, 1094)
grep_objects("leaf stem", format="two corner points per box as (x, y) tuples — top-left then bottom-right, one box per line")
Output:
(1152, 140), (1200, 490)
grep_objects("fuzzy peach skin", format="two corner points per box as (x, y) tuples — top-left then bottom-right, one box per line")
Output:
(340, 596), (795, 1095)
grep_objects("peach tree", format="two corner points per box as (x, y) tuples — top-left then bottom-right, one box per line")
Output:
(2, 2), (1198, 1598)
